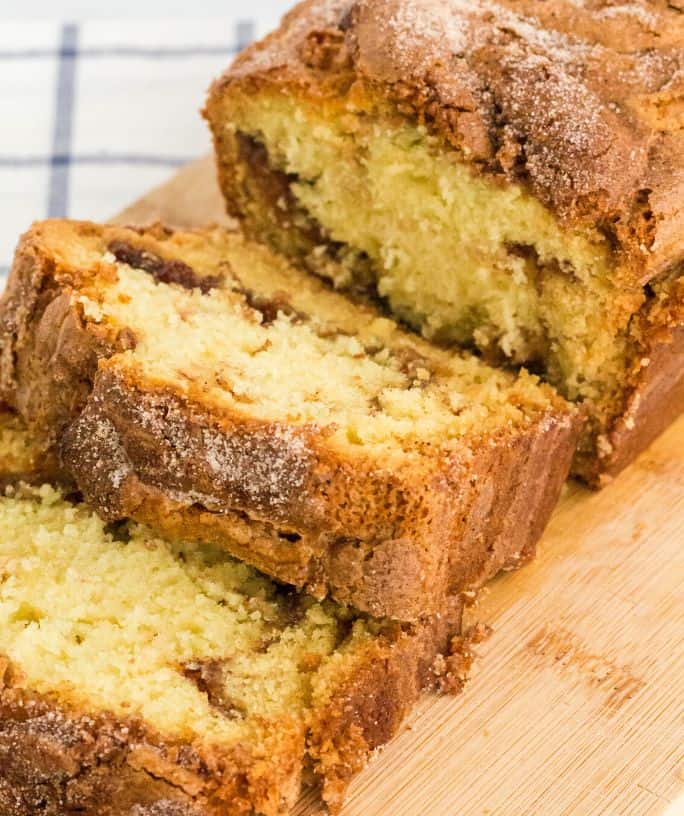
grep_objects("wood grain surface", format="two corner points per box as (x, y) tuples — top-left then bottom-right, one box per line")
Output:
(115, 157), (684, 816)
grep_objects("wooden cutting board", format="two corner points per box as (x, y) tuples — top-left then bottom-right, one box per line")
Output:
(115, 157), (684, 816)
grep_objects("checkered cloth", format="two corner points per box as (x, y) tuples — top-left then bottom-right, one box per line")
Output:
(0, 15), (287, 284)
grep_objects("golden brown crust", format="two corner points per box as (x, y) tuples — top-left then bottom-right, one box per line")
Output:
(0, 225), (120, 448)
(208, 0), (684, 282)
(589, 280), (684, 484)
(0, 596), (463, 815)
(0, 220), (580, 621)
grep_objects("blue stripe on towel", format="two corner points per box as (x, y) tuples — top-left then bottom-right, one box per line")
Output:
(235, 20), (256, 52)
(0, 44), (247, 60)
(47, 23), (79, 218)
(0, 154), (191, 168)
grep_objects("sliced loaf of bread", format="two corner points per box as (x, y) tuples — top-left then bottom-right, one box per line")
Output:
(0, 220), (581, 620)
(204, 0), (684, 485)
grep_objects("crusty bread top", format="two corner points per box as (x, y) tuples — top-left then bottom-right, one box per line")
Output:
(212, 0), (684, 282)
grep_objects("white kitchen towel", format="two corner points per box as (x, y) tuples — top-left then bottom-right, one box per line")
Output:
(0, 16), (287, 282)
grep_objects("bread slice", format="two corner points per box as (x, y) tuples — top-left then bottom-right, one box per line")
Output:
(0, 219), (580, 621)
(0, 484), (465, 815)
(204, 0), (684, 485)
